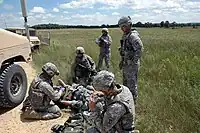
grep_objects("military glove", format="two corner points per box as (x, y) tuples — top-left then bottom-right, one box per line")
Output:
(60, 87), (66, 92)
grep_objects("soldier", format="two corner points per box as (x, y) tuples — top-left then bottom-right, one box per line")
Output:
(95, 28), (112, 71)
(118, 16), (144, 103)
(55, 82), (94, 113)
(87, 70), (136, 133)
(71, 46), (96, 86)
(21, 62), (65, 120)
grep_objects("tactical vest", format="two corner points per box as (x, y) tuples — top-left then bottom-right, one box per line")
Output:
(75, 55), (91, 78)
(122, 31), (143, 62)
(106, 85), (135, 132)
(29, 75), (53, 109)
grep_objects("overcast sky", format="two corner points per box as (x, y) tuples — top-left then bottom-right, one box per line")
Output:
(0, 0), (200, 28)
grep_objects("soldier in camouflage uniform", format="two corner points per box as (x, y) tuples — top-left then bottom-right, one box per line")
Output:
(95, 28), (112, 71)
(21, 62), (65, 120)
(118, 16), (143, 103)
(55, 82), (94, 113)
(87, 70), (136, 133)
(71, 46), (96, 86)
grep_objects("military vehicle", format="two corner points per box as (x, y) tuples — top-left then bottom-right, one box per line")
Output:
(5, 27), (41, 51)
(0, 0), (31, 107)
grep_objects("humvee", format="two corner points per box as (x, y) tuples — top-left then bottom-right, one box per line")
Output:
(0, 29), (31, 107)
(0, 0), (32, 108)
(5, 27), (41, 51)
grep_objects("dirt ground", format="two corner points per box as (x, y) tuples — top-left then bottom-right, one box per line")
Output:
(0, 62), (69, 133)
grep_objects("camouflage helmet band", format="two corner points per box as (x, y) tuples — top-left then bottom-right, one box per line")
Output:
(118, 16), (132, 27)
(42, 62), (60, 77)
(92, 70), (115, 91)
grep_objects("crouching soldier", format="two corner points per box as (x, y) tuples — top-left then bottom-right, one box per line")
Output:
(87, 70), (138, 133)
(71, 46), (96, 86)
(21, 62), (65, 120)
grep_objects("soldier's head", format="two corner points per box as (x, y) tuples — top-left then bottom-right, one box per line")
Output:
(92, 70), (120, 96)
(42, 62), (60, 78)
(118, 16), (132, 34)
(76, 46), (85, 57)
(102, 28), (108, 35)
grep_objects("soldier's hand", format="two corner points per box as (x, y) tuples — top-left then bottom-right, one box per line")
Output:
(93, 91), (104, 97)
(89, 94), (96, 111)
(89, 91), (104, 111)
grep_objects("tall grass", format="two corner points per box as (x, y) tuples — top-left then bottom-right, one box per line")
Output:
(33, 28), (200, 133)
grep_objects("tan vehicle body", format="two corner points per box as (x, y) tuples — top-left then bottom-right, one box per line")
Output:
(0, 29), (31, 107)
(5, 27), (41, 51)
(0, 29), (31, 65)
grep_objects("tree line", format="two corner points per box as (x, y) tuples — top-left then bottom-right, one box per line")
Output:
(32, 21), (200, 29)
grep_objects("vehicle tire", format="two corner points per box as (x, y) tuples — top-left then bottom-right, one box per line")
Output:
(0, 64), (27, 107)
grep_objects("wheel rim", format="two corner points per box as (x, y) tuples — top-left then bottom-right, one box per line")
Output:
(10, 74), (22, 96)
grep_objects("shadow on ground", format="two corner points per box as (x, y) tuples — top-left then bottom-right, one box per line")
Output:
(0, 108), (13, 115)
(20, 113), (40, 123)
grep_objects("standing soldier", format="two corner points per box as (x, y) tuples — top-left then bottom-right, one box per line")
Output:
(95, 28), (112, 71)
(118, 16), (144, 103)
(71, 46), (96, 86)
(21, 62), (65, 120)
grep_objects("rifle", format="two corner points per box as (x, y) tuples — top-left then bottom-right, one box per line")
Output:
(119, 40), (125, 69)
(99, 37), (109, 44)
(76, 63), (97, 76)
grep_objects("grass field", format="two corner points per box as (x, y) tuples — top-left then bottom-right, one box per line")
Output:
(32, 28), (200, 133)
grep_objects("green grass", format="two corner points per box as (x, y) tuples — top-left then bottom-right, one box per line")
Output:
(33, 28), (200, 133)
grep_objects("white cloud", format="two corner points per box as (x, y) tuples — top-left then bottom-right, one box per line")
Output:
(70, 12), (120, 25)
(59, 0), (94, 9)
(1, 0), (200, 28)
(152, 9), (162, 14)
(58, 0), (200, 14)
(173, 7), (188, 13)
(63, 11), (69, 14)
(3, 4), (14, 10)
(112, 12), (120, 16)
(59, 0), (128, 9)
(30, 7), (45, 14)
(53, 8), (59, 12)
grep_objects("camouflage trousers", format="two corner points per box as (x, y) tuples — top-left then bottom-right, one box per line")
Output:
(97, 53), (110, 71)
(122, 62), (139, 103)
(22, 97), (61, 120)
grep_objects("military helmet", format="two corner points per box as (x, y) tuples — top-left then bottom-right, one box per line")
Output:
(42, 62), (60, 77)
(76, 46), (85, 54)
(102, 28), (109, 33)
(92, 70), (115, 90)
(118, 16), (132, 27)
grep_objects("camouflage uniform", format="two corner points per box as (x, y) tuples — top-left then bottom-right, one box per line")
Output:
(95, 28), (112, 71)
(71, 47), (96, 86)
(132, 28), (140, 37)
(118, 16), (143, 102)
(87, 71), (135, 133)
(22, 62), (64, 120)
(51, 84), (95, 133)
(58, 84), (94, 112)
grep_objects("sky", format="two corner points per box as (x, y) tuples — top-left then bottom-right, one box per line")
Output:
(0, 0), (200, 28)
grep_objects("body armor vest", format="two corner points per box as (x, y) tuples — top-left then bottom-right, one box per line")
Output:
(29, 74), (53, 109)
